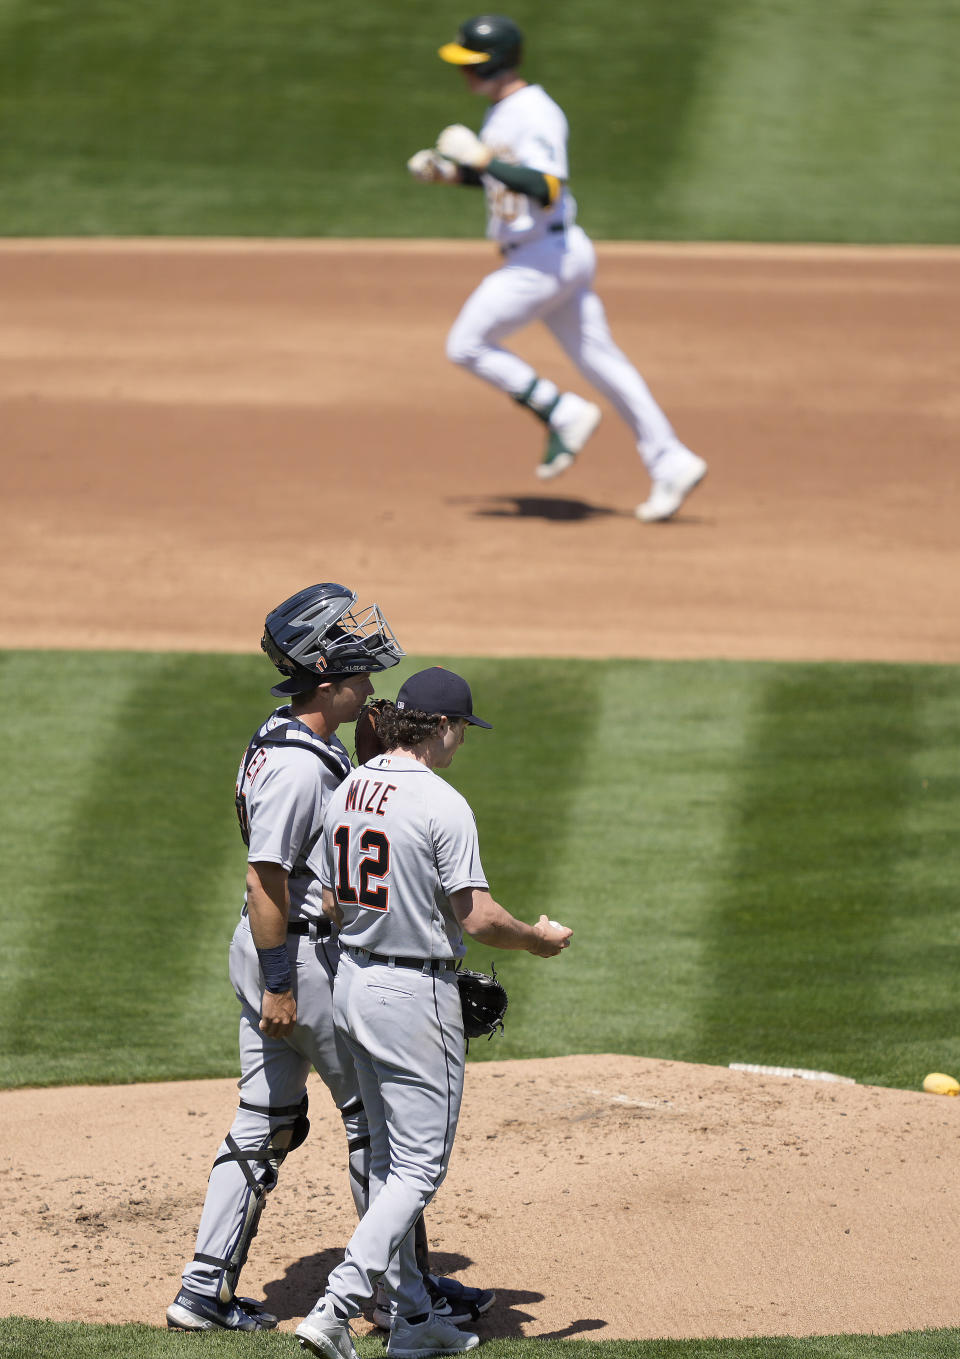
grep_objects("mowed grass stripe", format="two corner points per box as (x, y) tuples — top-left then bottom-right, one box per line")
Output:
(452, 660), (761, 1062)
(434, 657), (608, 1058)
(0, 652), (270, 1087)
(558, 1), (721, 240)
(0, 652), (136, 982)
(864, 667), (960, 1086)
(0, 650), (606, 1084)
(691, 663), (958, 1087)
(2, 653), (959, 1089)
(577, 661), (759, 1062)
(0, 0), (957, 239)
(666, 0), (960, 242)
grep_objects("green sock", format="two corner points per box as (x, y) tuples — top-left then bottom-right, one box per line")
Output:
(513, 377), (561, 423)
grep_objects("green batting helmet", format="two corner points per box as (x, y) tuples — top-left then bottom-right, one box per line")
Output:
(438, 15), (524, 78)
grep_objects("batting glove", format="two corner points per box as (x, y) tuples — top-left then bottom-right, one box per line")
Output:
(407, 148), (460, 183)
(435, 124), (493, 170)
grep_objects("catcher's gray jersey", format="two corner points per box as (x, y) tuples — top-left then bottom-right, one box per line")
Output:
(236, 707), (351, 922)
(311, 753), (488, 958)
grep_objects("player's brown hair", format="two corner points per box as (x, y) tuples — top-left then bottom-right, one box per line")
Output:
(375, 702), (445, 750)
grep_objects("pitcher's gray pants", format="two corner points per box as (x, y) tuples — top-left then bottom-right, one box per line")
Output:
(322, 952), (465, 1320)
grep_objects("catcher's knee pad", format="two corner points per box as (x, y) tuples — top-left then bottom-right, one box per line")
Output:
(340, 1095), (370, 1216)
(195, 1094), (309, 1303)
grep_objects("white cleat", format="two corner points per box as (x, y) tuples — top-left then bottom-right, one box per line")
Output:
(537, 400), (602, 480)
(386, 1312), (480, 1358)
(296, 1299), (359, 1359)
(636, 451), (708, 522)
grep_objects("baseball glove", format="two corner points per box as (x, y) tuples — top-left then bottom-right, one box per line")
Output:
(436, 124), (493, 171)
(354, 699), (390, 765)
(457, 964), (508, 1041)
(407, 148), (459, 183)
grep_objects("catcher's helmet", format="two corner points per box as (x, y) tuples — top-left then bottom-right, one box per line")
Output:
(261, 583), (404, 697)
(439, 15), (523, 78)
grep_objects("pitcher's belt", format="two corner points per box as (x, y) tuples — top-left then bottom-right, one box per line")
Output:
(343, 945), (456, 972)
(501, 222), (565, 254)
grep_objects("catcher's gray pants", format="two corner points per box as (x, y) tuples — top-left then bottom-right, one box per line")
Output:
(181, 918), (370, 1302)
(322, 952), (465, 1320)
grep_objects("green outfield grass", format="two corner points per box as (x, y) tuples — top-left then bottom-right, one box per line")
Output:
(2, 649), (959, 1353)
(3, 1318), (960, 1359)
(1, 649), (958, 1091)
(0, 0), (957, 240)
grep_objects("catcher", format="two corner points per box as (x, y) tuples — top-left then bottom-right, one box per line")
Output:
(296, 668), (571, 1359)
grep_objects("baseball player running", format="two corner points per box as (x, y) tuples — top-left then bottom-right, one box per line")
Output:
(407, 15), (707, 523)
(167, 587), (490, 1333)
(296, 667), (572, 1359)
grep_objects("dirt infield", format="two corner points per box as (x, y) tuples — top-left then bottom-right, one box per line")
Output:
(1, 241), (959, 1339)
(1, 240), (957, 661)
(5, 1058), (960, 1341)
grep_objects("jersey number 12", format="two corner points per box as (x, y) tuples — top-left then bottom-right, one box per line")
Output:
(332, 825), (390, 912)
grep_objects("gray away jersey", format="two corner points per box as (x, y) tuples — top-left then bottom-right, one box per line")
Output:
(311, 753), (488, 959)
(236, 707), (351, 922)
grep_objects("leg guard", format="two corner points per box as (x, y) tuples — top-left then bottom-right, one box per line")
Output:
(191, 1094), (309, 1305)
(341, 1095), (371, 1219)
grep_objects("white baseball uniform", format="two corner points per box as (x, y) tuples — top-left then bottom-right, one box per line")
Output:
(306, 752), (487, 1320)
(445, 82), (700, 484)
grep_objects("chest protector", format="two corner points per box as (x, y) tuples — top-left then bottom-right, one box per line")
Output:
(235, 721), (350, 846)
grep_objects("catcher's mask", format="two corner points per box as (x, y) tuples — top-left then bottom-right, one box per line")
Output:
(262, 583), (404, 697)
(439, 14), (523, 78)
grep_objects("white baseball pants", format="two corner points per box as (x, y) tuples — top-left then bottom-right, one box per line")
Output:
(446, 223), (678, 470)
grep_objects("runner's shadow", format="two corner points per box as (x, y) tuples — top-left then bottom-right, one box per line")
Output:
(450, 494), (624, 522)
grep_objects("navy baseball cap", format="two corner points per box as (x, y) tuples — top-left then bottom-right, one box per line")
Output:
(396, 667), (492, 728)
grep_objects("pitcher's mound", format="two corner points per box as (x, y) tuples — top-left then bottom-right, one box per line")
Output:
(3, 1053), (959, 1338)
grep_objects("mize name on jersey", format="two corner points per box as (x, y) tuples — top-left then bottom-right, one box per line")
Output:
(345, 778), (397, 817)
